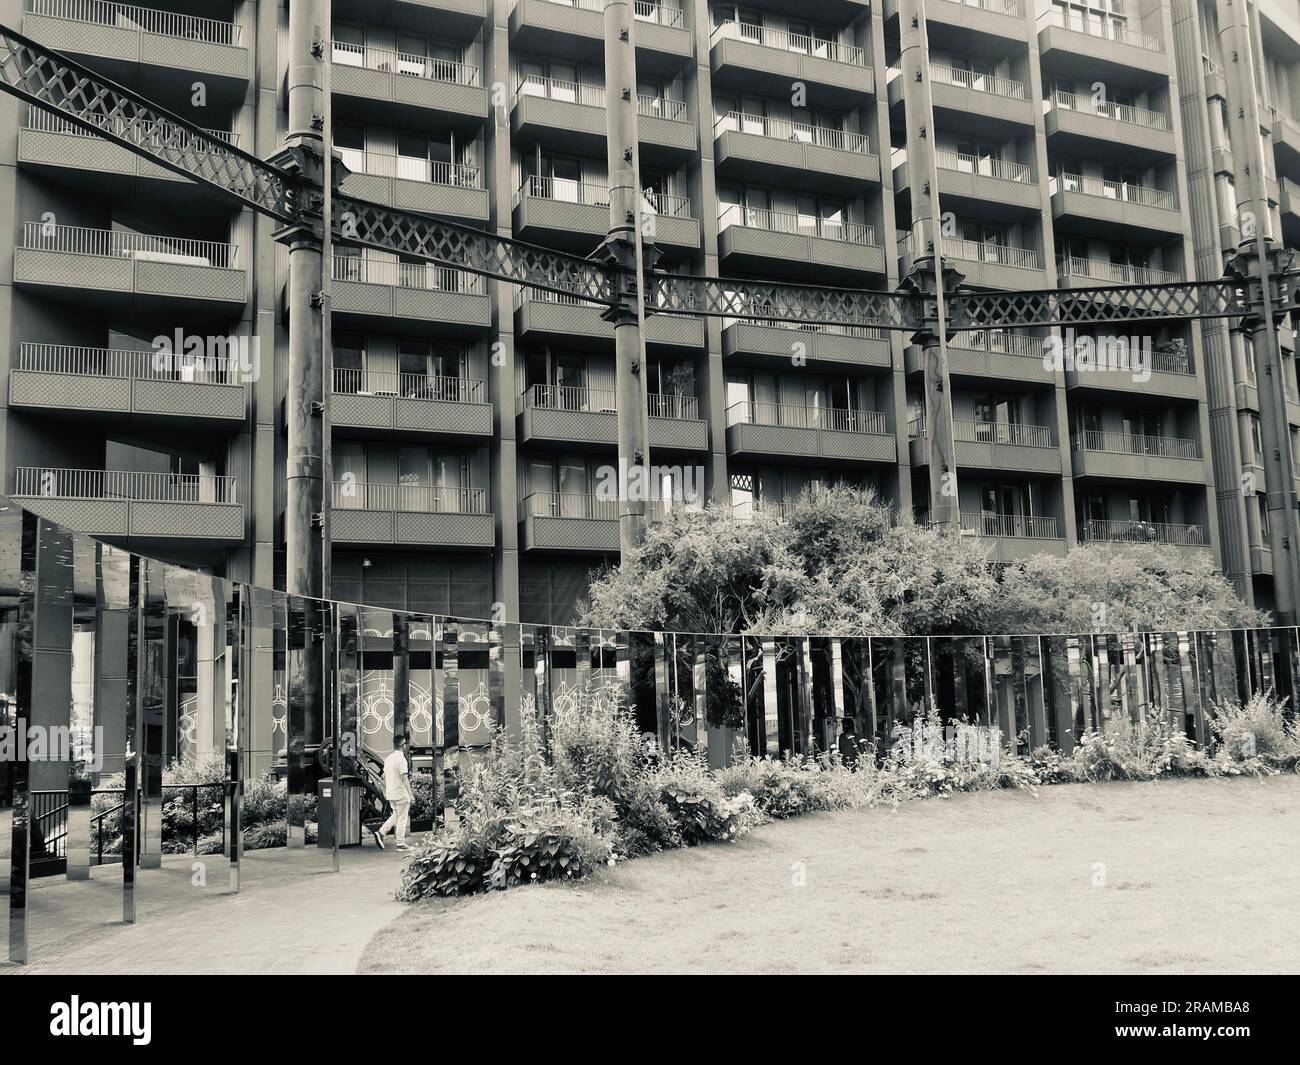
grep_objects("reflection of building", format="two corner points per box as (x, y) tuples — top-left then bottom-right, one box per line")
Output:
(1, 0), (1298, 623)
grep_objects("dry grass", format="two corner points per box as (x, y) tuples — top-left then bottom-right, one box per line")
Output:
(359, 774), (1300, 975)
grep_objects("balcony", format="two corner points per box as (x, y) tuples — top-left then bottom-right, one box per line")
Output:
(331, 41), (486, 126)
(330, 482), (494, 549)
(956, 512), (1067, 562)
(717, 207), (886, 282)
(1070, 430), (1204, 483)
(512, 77), (697, 162)
(910, 235), (1046, 290)
(893, 148), (1039, 220)
(1035, 7), (1168, 80)
(24, 0), (250, 98)
(509, 0), (692, 73)
(334, 0), (488, 38)
(17, 109), (243, 209)
(1063, 342), (1199, 401)
(331, 368), (492, 439)
(886, 0), (1027, 44)
(709, 20), (874, 105)
(11, 467), (243, 543)
(10, 343), (245, 427)
(513, 176), (700, 256)
(1049, 174), (1182, 240)
(1055, 257), (1181, 288)
(15, 223), (246, 318)
(1272, 109), (1300, 180)
(713, 113), (879, 194)
(1044, 92), (1175, 163)
(888, 63), (1034, 132)
(910, 417), (1061, 474)
(330, 256), (491, 333)
(516, 385), (708, 452)
(1077, 518), (1209, 551)
(1281, 177), (1300, 246)
(338, 149), (488, 222)
(722, 320), (891, 371)
(725, 402), (896, 465)
(907, 331), (1054, 385)
(520, 492), (619, 554)
(514, 289), (704, 351)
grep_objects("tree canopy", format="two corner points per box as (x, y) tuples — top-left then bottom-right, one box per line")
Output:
(579, 485), (1263, 636)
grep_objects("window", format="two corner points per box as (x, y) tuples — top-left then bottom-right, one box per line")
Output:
(333, 23), (365, 67)
(786, 20), (833, 59)
(333, 333), (365, 394)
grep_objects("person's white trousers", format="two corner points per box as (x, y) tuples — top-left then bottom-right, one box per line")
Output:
(379, 799), (411, 843)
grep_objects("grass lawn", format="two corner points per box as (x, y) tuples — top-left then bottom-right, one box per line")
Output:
(358, 774), (1300, 975)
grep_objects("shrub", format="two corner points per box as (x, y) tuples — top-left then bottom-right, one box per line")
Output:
(654, 750), (751, 845)
(1210, 690), (1300, 770)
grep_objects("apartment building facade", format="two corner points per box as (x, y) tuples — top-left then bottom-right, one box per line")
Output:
(0, 0), (1297, 624)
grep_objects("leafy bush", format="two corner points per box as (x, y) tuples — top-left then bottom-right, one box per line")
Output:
(1210, 690), (1300, 771)
(654, 751), (752, 845)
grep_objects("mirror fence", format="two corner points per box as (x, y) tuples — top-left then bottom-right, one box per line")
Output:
(0, 501), (1294, 962)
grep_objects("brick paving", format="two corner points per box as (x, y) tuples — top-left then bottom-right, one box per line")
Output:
(0, 835), (414, 975)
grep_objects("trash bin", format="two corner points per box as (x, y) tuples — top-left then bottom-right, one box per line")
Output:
(316, 778), (362, 848)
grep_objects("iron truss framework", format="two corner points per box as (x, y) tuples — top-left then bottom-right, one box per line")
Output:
(3, 22), (1299, 331)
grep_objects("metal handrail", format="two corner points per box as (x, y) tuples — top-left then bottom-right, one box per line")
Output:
(633, 0), (684, 27)
(1071, 429), (1201, 460)
(1046, 89), (1169, 130)
(948, 330), (1043, 357)
(331, 368), (485, 403)
(718, 204), (876, 245)
(726, 400), (887, 435)
(714, 112), (871, 153)
(1037, 7), (1162, 52)
(331, 255), (487, 293)
(729, 316), (884, 340)
(520, 383), (618, 413)
(517, 174), (610, 207)
(336, 148), (481, 189)
(332, 481), (488, 513)
(930, 63), (1027, 100)
(961, 512), (1060, 538)
(1078, 518), (1206, 546)
(332, 40), (480, 87)
(13, 467), (239, 503)
(22, 106), (239, 148)
(524, 491), (618, 520)
(1056, 256), (1181, 285)
(953, 419), (1054, 448)
(647, 393), (700, 420)
(637, 94), (690, 122)
(935, 148), (1032, 183)
(940, 237), (1042, 269)
(709, 19), (866, 66)
(1050, 173), (1177, 209)
(21, 222), (238, 267)
(944, 0), (1023, 15)
(516, 74), (605, 107)
(27, 0), (243, 46)
(17, 342), (243, 383)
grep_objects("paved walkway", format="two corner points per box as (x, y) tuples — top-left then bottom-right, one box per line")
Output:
(0, 838), (413, 975)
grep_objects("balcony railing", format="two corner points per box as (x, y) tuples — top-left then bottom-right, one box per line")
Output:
(22, 106), (239, 150)
(1078, 519), (1206, 546)
(13, 467), (238, 503)
(727, 316), (885, 340)
(930, 63), (1027, 100)
(943, 0), (1024, 15)
(1046, 90), (1168, 131)
(17, 342), (242, 383)
(21, 222), (238, 267)
(953, 419), (1054, 448)
(714, 112), (871, 153)
(634, 0), (684, 26)
(1037, 7), (1162, 52)
(337, 148), (480, 189)
(718, 205), (876, 245)
(710, 19), (865, 66)
(515, 286), (603, 310)
(1071, 429), (1201, 460)
(939, 237), (1042, 269)
(520, 383), (617, 414)
(647, 393), (700, 420)
(1056, 256), (1181, 285)
(517, 174), (610, 207)
(935, 148), (1032, 183)
(1050, 173), (1177, 210)
(948, 330), (1044, 358)
(727, 401), (887, 435)
(331, 255), (486, 293)
(332, 482), (487, 513)
(637, 94), (691, 122)
(332, 40), (480, 87)
(961, 512), (1060, 539)
(1150, 344), (1193, 375)
(517, 74), (605, 107)
(332, 368), (485, 403)
(28, 0), (243, 46)
(524, 491), (617, 520)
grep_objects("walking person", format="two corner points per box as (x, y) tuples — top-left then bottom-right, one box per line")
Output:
(372, 736), (414, 851)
